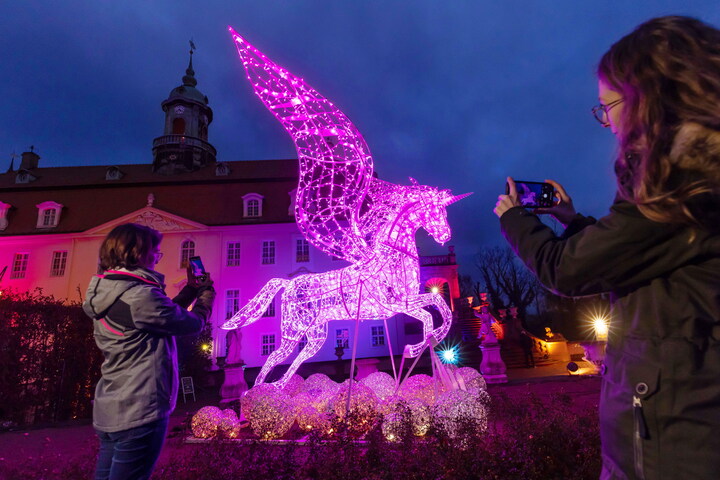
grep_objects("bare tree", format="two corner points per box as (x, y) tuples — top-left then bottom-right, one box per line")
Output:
(474, 246), (540, 327)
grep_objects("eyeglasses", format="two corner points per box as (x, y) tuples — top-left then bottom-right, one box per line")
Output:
(591, 98), (623, 127)
(154, 252), (164, 260)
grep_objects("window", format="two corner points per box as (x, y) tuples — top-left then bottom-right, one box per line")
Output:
(0, 201), (10, 231)
(50, 251), (68, 277)
(225, 289), (240, 320)
(11, 253), (29, 279)
(43, 209), (56, 227)
(242, 193), (264, 218)
(262, 299), (275, 317)
(336, 328), (349, 349)
(180, 240), (195, 268)
(172, 117), (186, 135)
(105, 166), (124, 180)
(261, 334), (276, 356)
(215, 162), (230, 176)
(262, 241), (275, 265)
(371, 325), (386, 347)
(296, 239), (310, 263)
(226, 242), (241, 267)
(36, 201), (63, 228)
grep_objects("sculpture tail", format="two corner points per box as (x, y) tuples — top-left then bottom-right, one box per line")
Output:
(221, 278), (288, 330)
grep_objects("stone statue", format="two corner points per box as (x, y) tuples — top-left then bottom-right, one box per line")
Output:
(226, 329), (244, 366)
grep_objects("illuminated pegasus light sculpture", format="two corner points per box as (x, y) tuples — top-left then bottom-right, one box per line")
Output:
(222, 28), (470, 388)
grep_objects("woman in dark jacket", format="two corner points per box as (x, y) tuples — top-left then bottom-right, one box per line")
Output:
(83, 223), (215, 480)
(495, 16), (720, 480)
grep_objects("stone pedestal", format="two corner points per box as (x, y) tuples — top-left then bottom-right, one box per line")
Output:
(220, 365), (248, 405)
(480, 343), (508, 384)
(354, 358), (380, 380)
(580, 341), (607, 374)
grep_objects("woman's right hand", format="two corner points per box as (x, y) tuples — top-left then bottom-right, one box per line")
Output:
(534, 179), (577, 226)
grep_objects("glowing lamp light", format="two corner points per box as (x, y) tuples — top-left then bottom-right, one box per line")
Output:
(440, 348), (458, 364)
(593, 316), (609, 341)
(431, 286), (439, 294)
(201, 343), (212, 352)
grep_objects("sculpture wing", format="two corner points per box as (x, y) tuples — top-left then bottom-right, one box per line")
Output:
(230, 27), (374, 262)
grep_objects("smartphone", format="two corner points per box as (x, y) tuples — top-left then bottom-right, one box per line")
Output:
(188, 256), (207, 279)
(507, 180), (555, 208)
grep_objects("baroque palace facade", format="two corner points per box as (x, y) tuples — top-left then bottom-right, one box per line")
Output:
(0, 55), (461, 369)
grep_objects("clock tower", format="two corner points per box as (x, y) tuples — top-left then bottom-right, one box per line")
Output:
(152, 43), (216, 175)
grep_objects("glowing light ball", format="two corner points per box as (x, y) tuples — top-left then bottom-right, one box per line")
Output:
(302, 373), (337, 394)
(398, 374), (438, 406)
(246, 388), (295, 440)
(218, 409), (242, 439)
(456, 367), (487, 392)
(332, 382), (379, 436)
(295, 388), (334, 412)
(241, 383), (278, 417)
(296, 404), (332, 434)
(382, 412), (406, 442)
(191, 406), (223, 438)
(377, 394), (406, 416)
(360, 371), (396, 401)
(406, 399), (432, 437)
(283, 374), (305, 397)
(433, 389), (488, 438)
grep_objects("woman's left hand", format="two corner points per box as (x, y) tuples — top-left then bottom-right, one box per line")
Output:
(494, 177), (521, 218)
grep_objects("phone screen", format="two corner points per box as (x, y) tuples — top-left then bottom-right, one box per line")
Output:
(189, 256), (206, 278)
(510, 181), (555, 208)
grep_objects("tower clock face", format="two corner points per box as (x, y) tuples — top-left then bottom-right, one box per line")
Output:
(174, 105), (185, 114)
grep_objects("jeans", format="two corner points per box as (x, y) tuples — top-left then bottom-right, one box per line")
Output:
(94, 417), (169, 480)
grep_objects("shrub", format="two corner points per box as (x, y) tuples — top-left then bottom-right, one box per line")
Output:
(0, 288), (102, 426)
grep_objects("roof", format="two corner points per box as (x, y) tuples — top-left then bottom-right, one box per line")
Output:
(0, 159), (299, 236)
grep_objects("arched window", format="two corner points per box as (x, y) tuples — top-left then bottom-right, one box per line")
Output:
(180, 240), (195, 268)
(172, 117), (186, 135)
(242, 193), (264, 218)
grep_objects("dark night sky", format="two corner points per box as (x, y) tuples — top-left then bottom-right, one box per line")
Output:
(2, 1), (719, 275)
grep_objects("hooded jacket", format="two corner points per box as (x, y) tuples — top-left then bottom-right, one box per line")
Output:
(83, 267), (214, 432)
(501, 201), (720, 480)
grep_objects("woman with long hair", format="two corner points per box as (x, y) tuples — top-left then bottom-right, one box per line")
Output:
(83, 223), (215, 480)
(495, 16), (720, 479)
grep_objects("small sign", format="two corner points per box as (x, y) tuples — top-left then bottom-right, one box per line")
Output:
(181, 376), (195, 403)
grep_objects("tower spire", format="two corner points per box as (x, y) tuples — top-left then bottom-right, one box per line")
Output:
(183, 39), (197, 87)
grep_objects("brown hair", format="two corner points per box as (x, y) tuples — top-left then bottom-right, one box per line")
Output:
(99, 223), (162, 271)
(598, 16), (720, 230)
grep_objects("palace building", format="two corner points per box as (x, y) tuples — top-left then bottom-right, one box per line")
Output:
(0, 52), (461, 370)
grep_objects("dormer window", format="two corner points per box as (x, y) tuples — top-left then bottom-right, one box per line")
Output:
(242, 193), (264, 218)
(0, 201), (11, 231)
(15, 169), (37, 184)
(36, 201), (63, 229)
(215, 162), (230, 176)
(105, 166), (124, 181)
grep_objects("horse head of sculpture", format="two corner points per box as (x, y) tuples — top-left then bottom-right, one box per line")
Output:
(408, 186), (472, 246)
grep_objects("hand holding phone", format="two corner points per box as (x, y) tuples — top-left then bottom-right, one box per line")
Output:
(506, 180), (555, 208)
(187, 254), (212, 287)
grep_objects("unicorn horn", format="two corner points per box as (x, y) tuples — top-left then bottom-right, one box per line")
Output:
(444, 192), (473, 205)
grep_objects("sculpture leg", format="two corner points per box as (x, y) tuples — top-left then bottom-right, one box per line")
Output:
(401, 307), (435, 358)
(402, 293), (453, 357)
(277, 329), (328, 388)
(254, 338), (297, 386)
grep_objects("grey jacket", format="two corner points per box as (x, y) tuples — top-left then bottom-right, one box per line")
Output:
(83, 267), (214, 432)
(501, 202), (720, 480)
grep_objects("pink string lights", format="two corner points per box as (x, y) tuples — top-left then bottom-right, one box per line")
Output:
(223, 28), (470, 388)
